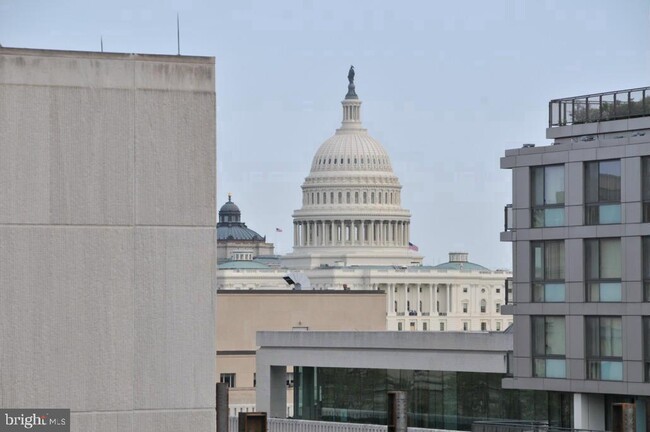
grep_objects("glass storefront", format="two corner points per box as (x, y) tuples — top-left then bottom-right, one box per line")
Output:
(294, 367), (573, 430)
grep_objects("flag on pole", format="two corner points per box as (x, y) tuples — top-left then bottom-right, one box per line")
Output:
(275, 228), (283, 232)
(408, 242), (419, 252)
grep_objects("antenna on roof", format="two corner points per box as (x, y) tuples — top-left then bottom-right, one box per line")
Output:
(176, 13), (181, 55)
(100, 36), (104, 53)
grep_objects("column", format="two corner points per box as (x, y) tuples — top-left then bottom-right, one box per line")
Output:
(429, 284), (434, 316)
(321, 220), (326, 246)
(330, 220), (334, 245)
(306, 222), (311, 246)
(359, 220), (366, 244)
(448, 284), (452, 313)
(417, 284), (421, 316)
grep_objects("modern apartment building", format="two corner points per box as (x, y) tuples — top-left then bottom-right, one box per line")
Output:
(501, 87), (650, 431)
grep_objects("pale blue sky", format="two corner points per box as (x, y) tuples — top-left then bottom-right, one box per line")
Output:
(2, 0), (649, 269)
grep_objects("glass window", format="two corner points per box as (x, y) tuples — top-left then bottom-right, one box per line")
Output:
(481, 322), (487, 331)
(531, 165), (565, 227)
(532, 316), (566, 378)
(645, 237), (650, 301)
(643, 158), (650, 222)
(220, 373), (236, 388)
(532, 241), (565, 302)
(462, 302), (468, 313)
(463, 322), (469, 331)
(480, 299), (486, 313)
(439, 322), (445, 331)
(422, 322), (428, 331)
(496, 303), (501, 313)
(586, 316), (623, 380)
(585, 160), (621, 225)
(397, 322), (403, 331)
(585, 238), (622, 302)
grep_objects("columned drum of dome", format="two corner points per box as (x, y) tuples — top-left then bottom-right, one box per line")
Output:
(282, 68), (422, 269)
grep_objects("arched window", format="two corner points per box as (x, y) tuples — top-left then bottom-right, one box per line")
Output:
(394, 301), (397, 312)
(323, 193), (327, 204)
(363, 192), (367, 203)
(371, 192), (375, 204)
(480, 299), (487, 313)
(346, 192), (350, 203)
(378, 193), (382, 204)
(317, 193), (320, 204)
(311, 193), (314, 204)
(385, 192), (388, 203)
(338, 192), (342, 203)
(331, 192), (334, 203)
(407, 300), (411, 311)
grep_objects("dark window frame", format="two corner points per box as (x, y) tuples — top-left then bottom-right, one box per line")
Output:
(531, 316), (566, 378)
(531, 164), (565, 227)
(531, 240), (565, 302)
(585, 316), (623, 381)
(585, 238), (622, 302)
(584, 159), (621, 225)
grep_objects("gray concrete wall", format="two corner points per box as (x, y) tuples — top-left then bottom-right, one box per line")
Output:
(0, 48), (216, 432)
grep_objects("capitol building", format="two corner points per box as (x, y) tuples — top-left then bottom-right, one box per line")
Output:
(217, 68), (511, 333)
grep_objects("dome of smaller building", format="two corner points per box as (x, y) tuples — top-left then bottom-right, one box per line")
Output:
(216, 194), (265, 241)
(219, 193), (241, 223)
(217, 225), (265, 241)
(432, 252), (490, 271)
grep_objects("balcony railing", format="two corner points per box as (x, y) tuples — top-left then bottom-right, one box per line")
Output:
(503, 204), (513, 232)
(505, 277), (513, 305)
(549, 86), (650, 127)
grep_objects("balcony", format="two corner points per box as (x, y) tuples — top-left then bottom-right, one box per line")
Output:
(549, 86), (650, 127)
(503, 204), (514, 232)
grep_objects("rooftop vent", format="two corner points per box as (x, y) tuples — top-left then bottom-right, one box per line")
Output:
(522, 143), (535, 148)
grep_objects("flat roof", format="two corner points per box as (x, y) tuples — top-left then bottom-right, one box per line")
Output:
(0, 46), (213, 63)
(217, 289), (383, 295)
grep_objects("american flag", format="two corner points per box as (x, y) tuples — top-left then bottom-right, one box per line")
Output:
(275, 228), (283, 232)
(408, 242), (419, 251)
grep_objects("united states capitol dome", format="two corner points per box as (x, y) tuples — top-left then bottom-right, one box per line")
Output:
(282, 66), (421, 269)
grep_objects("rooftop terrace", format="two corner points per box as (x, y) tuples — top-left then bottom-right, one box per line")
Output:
(549, 86), (650, 127)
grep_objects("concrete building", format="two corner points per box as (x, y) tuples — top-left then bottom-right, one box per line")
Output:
(501, 86), (650, 430)
(0, 48), (216, 432)
(216, 290), (386, 415)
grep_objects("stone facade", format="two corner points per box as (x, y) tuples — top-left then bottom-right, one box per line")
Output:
(0, 48), (216, 432)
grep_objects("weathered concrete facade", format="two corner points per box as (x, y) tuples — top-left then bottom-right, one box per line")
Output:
(0, 48), (216, 432)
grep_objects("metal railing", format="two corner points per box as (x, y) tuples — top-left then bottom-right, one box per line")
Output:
(503, 204), (514, 232)
(549, 86), (650, 127)
(228, 417), (460, 432)
(472, 420), (603, 432)
(505, 278), (513, 305)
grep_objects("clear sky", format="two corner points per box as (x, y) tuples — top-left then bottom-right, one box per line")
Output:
(2, 0), (649, 269)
